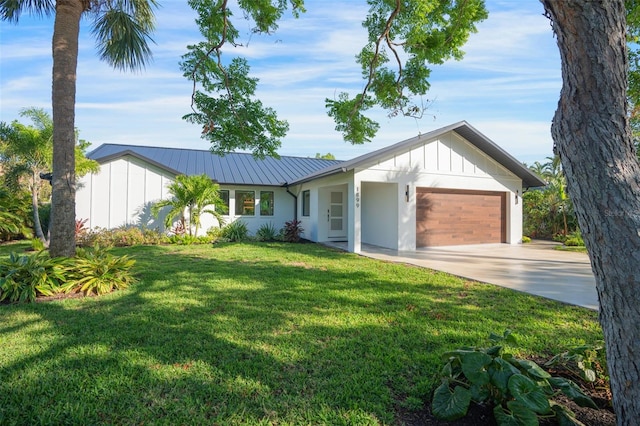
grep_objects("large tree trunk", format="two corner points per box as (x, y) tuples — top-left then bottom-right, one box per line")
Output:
(541, 0), (640, 423)
(50, 0), (84, 257)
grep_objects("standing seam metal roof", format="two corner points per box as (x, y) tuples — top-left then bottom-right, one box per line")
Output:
(87, 122), (545, 188)
(87, 144), (343, 186)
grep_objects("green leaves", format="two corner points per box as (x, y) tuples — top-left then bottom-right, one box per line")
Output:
(508, 374), (550, 414)
(431, 382), (471, 421)
(183, 0), (487, 150)
(327, 0), (488, 143)
(432, 331), (602, 425)
(90, 0), (159, 71)
(61, 246), (137, 296)
(183, 58), (289, 158)
(183, 1), (295, 157)
(326, 93), (380, 145)
(493, 401), (539, 426)
(151, 174), (227, 237)
(0, 247), (136, 302)
(0, 251), (66, 303)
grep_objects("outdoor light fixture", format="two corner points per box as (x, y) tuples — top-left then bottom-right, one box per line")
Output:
(515, 189), (519, 204)
(405, 184), (410, 202)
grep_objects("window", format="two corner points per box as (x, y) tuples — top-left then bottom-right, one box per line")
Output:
(219, 190), (230, 214)
(260, 191), (274, 216)
(302, 190), (310, 216)
(235, 190), (255, 215)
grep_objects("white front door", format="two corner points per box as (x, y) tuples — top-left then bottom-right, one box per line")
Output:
(328, 190), (346, 239)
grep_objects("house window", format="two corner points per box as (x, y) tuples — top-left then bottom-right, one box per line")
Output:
(219, 190), (230, 214)
(302, 190), (310, 216)
(235, 190), (255, 216)
(260, 191), (274, 216)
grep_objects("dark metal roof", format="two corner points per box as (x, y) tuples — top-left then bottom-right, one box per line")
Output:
(87, 144), (342, 186)
(291, 121), (546, 188)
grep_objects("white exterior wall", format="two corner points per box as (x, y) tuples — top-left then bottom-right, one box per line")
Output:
(354, 131), (523, 251)
(76, 156), (174, 230)
(291, 131), (524, 253)
(361, 182), (399, 250)
(76, 156), (296, 236)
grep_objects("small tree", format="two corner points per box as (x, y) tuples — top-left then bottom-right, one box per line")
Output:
(0, 108), (99, 245)
(151, 174), (226, 237)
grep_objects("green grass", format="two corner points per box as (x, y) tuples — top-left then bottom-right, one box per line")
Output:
(554, 245), (588, 253)
(0, 242), (602, 425)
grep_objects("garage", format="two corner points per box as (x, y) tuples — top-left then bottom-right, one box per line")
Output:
(416, 188), (506, 247)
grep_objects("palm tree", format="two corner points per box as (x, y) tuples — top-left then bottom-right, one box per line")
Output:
(1, 0), (158, 257)
(151, 174), (227, 237)
(1, 108), (99, 245)
(0, 108), (54, 244)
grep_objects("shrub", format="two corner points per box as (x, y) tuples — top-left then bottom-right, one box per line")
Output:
(0, 251), (66, 303)
(206, 226), (223, 242)
(30, 237), (46, 252)
(77, 226), (166, 248)
(61, 246), (136, 296)
(255, 222), (280, 241)
(564, 230), (585, 247)
(220, 220), (249, 242)
(75, 218), (89, 238)
(431, 330), (598, 425)
(282, 219), (303, 243)
(167, 234), (212, 245)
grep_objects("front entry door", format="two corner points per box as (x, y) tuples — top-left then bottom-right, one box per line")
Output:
(328, 191), (346, 239)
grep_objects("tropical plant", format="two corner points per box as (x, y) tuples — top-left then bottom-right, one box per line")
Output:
(220, 220), (249, 242)
(77, 226), (165, 248)
(151, 174), (226, 237)
(524, 155), (579, 240)
(0, 108), (54, 244)
(0, 1), (158, 258)
(282, 219), (303, 243)
(0, 108), (98, 246)
(432, 330), (598, 425)
(0, 251), (66, 303)
(545, 343), (607, 384)
(255, 222), (280, 242)
(61, 246), (136, 296)
(0, 185), (32, 241)
(564, 230), (585, 247)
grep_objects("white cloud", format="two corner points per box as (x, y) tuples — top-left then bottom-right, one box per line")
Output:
(0, 0), (561, 165)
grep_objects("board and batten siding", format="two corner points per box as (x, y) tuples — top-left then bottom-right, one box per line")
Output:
(76, 156), (174, 230)
(353, 131), (523, 251)
(76, 155), (297, 235)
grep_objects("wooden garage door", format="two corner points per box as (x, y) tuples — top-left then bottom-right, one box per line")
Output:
(416, 188), (506, 247)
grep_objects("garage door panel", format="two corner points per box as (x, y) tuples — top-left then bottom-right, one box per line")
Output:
(416, 188), (506, 247)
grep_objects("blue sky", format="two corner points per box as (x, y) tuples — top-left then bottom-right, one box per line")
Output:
(0, 0), (560, 164)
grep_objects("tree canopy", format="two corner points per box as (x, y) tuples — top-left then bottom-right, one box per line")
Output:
(182, 0), (487, 156)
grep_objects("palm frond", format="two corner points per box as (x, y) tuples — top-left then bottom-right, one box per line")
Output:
(91, 1), (158, 71)
(0, 0), (55, 23)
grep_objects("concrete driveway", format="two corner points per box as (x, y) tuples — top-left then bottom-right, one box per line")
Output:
(357, 241), (599, 310)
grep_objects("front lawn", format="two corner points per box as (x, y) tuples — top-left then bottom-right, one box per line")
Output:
(0, 242), (602, 425)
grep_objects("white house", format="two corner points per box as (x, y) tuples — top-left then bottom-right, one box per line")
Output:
(76, 121), (544, 253)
